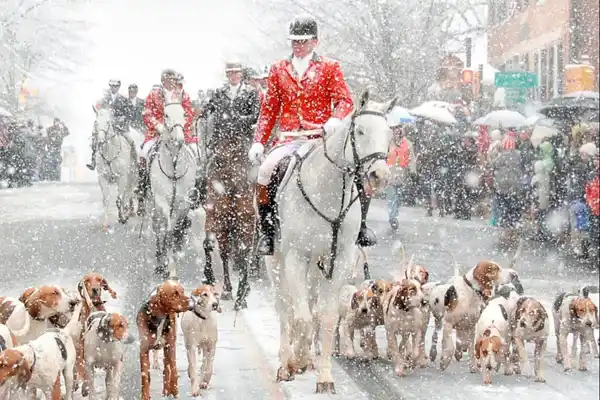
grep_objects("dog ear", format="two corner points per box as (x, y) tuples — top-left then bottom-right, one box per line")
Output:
(533, 306), (548, 332)
(393, 286), (408, 311)
(475, 339), (482, 360)
(569, 299), (580, 319)
(350, 293), (359, 310)
(101, 279), (118, 299)
(19, 287), (36, 304)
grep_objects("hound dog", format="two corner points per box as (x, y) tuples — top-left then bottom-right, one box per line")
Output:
(578, 285), (599, 358)
(383, 279), (426, 376)
(335, 283), (383, 360)
(0, 324), (16, 397)
(81, 311), (129, 400)
(356, 279), (392, 358)
(509, 296), (549, 381)
(473, 285), (522, 383)
(137, 279), (191, 400)
(1, 286), (79, 345)
(428, 261), (521, 371)
(181, 285), (222, 396)
(553, 291), (599, 372)
(0, 302), (82, 400)
(74, 273), (118, 386)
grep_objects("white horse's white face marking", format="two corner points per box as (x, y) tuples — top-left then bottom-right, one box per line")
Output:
(350, 91), (397, 191)
(95, 108), (113, 142)
(164, 103), (186, 142)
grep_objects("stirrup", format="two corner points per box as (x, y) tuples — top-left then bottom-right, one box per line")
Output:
(356, 227), (377, 247)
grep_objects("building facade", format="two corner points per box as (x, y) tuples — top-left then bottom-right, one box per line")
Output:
(488, 0), (599, 100)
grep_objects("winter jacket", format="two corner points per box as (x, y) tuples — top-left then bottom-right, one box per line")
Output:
(491, 148), (525, 195)
(586, 175), (600, 216)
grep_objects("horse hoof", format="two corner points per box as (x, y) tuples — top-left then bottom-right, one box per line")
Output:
(315, 382), (335, 394)
(276, 367), (294, 382)
(119, 217), (128, 224)
(221, 291), (233, 301)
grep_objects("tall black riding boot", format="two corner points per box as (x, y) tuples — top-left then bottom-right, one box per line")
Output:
(86, 138), (97, 170)
(356, 195), (377, 247)
(256, 184), (275, 256)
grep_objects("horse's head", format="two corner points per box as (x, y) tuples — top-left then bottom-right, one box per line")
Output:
(163, 102), (186, 143)
(93, 106), (113, 142)
(349, 89), (397, 191)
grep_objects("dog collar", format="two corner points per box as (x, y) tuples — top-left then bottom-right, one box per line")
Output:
(192, 309), (208, 320)
(463, 275), (485, 298)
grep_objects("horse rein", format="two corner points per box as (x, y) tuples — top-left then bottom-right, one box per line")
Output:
(97, 122), (124, 178)
(294, 109), (388, 280)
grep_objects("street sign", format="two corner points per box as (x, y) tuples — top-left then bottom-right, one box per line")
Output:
(494, 72), (538, 88)
(505, 88), (527, 104)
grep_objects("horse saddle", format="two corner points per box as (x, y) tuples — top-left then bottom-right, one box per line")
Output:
(267, 141), (317, 201)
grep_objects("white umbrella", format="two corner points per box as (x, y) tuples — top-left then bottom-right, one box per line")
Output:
(386, 106), (416, 126)
(0, 106), (12, 117)
(472, 116), (487, 126)
(410, 103), (457, 125)
(523, 114), (543, 126)
(482, 109), (526, 128)
(530, 125), (558, 148)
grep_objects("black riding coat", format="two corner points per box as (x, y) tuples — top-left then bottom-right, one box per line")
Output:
(202, 84), (260, 153)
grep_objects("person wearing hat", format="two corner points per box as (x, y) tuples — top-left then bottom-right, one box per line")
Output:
(136, 69), (198, 214)
(87, 79), (132, 170)
(126, 83), (145, 131)
(247, 14), (377, 256)
(247, 66), (269, 106)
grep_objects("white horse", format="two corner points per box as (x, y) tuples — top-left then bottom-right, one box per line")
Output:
(93, 106), (137, 230)
(266, 90), (396, 392)
(148, 100), (200, 279)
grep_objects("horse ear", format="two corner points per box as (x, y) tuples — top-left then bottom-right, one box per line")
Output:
(92, 105), (98, 115)
(357, 90), (370, 111)
(386, 97), (398, 114)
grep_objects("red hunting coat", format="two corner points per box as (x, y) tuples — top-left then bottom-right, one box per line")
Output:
(254, 54), (354, 146)
(142, 85), (197, 144)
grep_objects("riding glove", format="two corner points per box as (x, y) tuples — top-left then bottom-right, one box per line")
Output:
(248, 142), (264, 163)
(323, 117), (342, 135)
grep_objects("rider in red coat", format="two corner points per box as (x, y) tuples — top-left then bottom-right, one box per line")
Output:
(141, 70), (196, 148)
(136, 69), (197, 215)
(247, 15), (376, 255)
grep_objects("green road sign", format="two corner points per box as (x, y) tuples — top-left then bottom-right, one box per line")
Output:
(495, 72), (538, 88)
(505, 88), (527, 104)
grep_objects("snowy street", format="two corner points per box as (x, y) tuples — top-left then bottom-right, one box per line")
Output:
(0, 182), (598, 399)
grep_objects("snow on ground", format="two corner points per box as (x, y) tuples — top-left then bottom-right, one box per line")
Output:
(0, 182), (102, 223)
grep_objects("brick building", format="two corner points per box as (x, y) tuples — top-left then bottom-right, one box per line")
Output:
(488, 0), (599, 100)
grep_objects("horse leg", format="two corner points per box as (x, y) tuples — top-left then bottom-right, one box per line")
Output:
(99, 177), (111, 231)
(153, 214), (169, 278)
(216, 228), (233, 300)
(234, 192), (255, 310)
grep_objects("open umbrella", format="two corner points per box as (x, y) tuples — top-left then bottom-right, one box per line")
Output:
(472, 116), (486, 126)
(386, 106), (416, 126)
(410, 102), (457, 125)
(481, 109), (526, 128)
(0, 106), (12, 118)
(538, 93), (599, 120)
(530, 125), (558, 148)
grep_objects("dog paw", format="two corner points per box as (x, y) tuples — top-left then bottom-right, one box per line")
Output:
(200, 382), (209, 389)
(578, 366), (588, 372)
(535, 376), (546, 383)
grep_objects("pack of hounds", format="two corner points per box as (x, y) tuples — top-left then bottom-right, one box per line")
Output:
(0, 254), (597, 399)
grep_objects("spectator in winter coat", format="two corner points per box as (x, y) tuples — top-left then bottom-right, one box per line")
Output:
(491, 134), (526, 237)
(568, 142), (597, 254)
(585, 154), (600, 251)
(386, 128), (415, 229)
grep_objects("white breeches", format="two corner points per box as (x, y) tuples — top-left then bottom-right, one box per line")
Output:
(257, 139), (307, 185)
(140, 139), (200, 161)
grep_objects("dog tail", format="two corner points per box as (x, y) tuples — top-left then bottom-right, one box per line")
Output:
(61, 303), (84, 337)
(508, 238), (524, 270)
(10, 312), (31, 338)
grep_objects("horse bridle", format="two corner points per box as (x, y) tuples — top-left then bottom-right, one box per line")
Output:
(295, 109), (388, 280)
(157, 102), (190, 181)
(97, 121), (123, 177)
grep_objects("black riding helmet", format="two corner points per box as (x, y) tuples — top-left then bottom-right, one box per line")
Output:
(161, 69), (178, 81)
(288, 14), (318, 40)
(128, 84), (138, 91)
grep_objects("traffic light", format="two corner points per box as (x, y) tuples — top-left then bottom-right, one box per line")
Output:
(462, 69), (474, 84)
